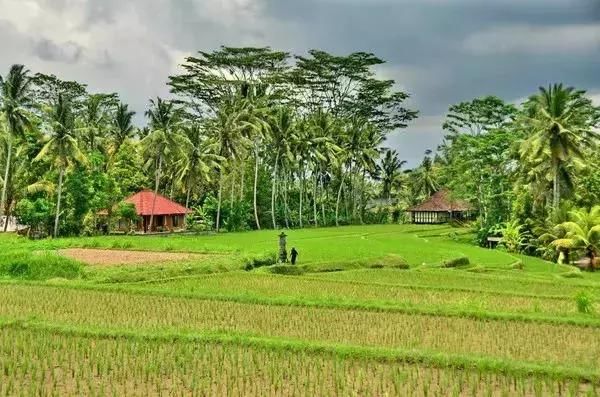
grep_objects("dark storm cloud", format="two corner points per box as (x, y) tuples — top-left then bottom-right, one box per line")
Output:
(33, 39), (83, 64)
(1, 0), (598, 165)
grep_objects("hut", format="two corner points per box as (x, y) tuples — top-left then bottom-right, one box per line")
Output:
(407, 189), (473, 224)
(115, 190), (190, 233)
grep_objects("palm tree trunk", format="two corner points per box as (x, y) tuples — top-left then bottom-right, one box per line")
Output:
(53, 167), (65, 238)
(553, 159), (560, 210)
(271, 152), (279, 229)
(335, 171), (345, 227)
(240, 160), (245, 201)
(3, 201), (11, 232)
(283, 172), (290, 229)
(185, 174), (192, 210)
(148, 155), (162, 233)
(299, 167), (304, 228)
(313, 170), (318, 227)
(253, 145), (261, 230)
(216, 175), (223, 233)
(0, 138), (12, 227)
(320, 176), (326, 226)
(230, 169), (235, 211)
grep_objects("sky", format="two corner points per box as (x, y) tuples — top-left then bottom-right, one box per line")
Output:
(0, 0), (599, 166)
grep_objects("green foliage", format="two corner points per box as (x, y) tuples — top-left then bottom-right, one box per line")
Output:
(443, 256), (470, 268)
(268, 264), (306, 276)
(498, 220), (530, 253)
(575, 291), (593, 314)
(243, 251), (277, 271)
(14, 197), (53, 236)
(0, 251), (82, 280)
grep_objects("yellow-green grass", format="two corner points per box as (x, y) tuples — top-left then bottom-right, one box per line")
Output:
(2, 284), (600, 372)
(1, 326), (592, 397)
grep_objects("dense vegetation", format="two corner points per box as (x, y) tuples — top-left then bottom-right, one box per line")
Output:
(1, 47), (599, 265)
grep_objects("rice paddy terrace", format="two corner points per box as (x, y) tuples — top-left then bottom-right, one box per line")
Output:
(1, 224), (600, 396)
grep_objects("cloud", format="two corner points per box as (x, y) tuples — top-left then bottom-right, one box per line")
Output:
(33, 39), (83, 63)
(464, 24), (600, 55)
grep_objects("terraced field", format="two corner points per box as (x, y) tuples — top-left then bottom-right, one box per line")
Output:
(1, 225), (600, 395)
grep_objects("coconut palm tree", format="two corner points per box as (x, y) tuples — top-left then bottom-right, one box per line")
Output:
(178, 124), (223, 209)
(381, 149), (406, 200)
(109, 102), (136, 158)
(0, 65), (33, 226)
(207, 98), (249, 232)
(267, 107), (296, 229)
(141, 98), (187, 232)
(413, 154), (439, 198)
(548, 206), (600, 271)
(520, 84), (599, 210)
(34, 94), (86, 237)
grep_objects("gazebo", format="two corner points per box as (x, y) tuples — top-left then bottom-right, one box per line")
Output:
(118, 190), (190, 233)
(407, 189), (473, 224)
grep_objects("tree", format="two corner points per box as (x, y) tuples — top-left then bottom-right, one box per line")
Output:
(380, 149), (406, 200)
(80, 93), (117, 154)
(109, 102), (136, 158)
(548, 206), (600, 271)
(178, 124), (222, 209)
(442, 96), (517, 136)
(0, 65), (34, 227)
(519, 84), (599, 210)
(141, 98), (187, 232)
(412, 154), (439, 199)
(34, 94), (86, 237)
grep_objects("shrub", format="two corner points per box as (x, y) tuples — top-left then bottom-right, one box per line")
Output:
(561, 269), (583, 279)
(243, 251), (277, 271)
(0, 252), (83, 280)
(268, 265), (305, 276)
(510, 261), (524, 270)
(442, 256), (470, 268)
(575, 291), (594, 314)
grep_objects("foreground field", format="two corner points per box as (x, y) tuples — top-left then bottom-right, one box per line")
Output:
(1, 225), (600, 395)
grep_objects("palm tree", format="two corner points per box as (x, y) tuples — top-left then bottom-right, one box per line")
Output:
(381, 149), (406, 200)
(548, 206), (600, 271)
(109, 103), (136, 158)
(178, 124), (223, 209)
(207, 98), (248, 232)
(413, 154), (439, 198)
(0, 65), (33, 226)
(80, 94), (107, 153)
(141, 98), (187, 232)
(34, 94), (86, 237)
(520, 84), (599, 210)
(267, 107), (296, 229)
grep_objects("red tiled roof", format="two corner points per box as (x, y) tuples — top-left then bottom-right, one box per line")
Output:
(125, 190), (190, 216)
(407, 189), (473, 212)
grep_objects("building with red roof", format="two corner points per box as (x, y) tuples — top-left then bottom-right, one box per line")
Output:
(118, 190), (190, 232)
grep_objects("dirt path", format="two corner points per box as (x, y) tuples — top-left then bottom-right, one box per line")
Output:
(58, 248), (214, 267)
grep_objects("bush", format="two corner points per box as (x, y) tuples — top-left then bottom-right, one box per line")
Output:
(0, 252), (83, 280)
(442, 256), (470, 268)
(561, 269), (583, 279)
(243, 251), (277, 271)
(510, 261), (524, 270)
(268, 265), (305, 276)
(575, 291), (594, 314)
(369, 254), (409, 269)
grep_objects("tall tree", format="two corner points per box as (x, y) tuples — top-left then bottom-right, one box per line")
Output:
(519, 84), (599, 210)
(0, 65), (34, 227)
(109, 102), (136, 157)
(442, 96), (517, 136)
(34, 94), (86, 237)
(141, 98), (187, 232)
(380, 149), (406, 200)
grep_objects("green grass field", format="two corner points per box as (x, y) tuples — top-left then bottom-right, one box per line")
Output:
(2, 224), (600, 395)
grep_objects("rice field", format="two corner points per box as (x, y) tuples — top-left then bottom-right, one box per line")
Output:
(2, 225), (600, 395)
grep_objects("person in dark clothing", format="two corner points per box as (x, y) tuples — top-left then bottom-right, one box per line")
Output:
(290, 247), (298, 265)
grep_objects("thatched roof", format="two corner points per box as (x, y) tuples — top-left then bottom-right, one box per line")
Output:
(407, 189), (473, 212)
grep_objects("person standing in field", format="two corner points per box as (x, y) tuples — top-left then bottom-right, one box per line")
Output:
(290, 247), (298, 265)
